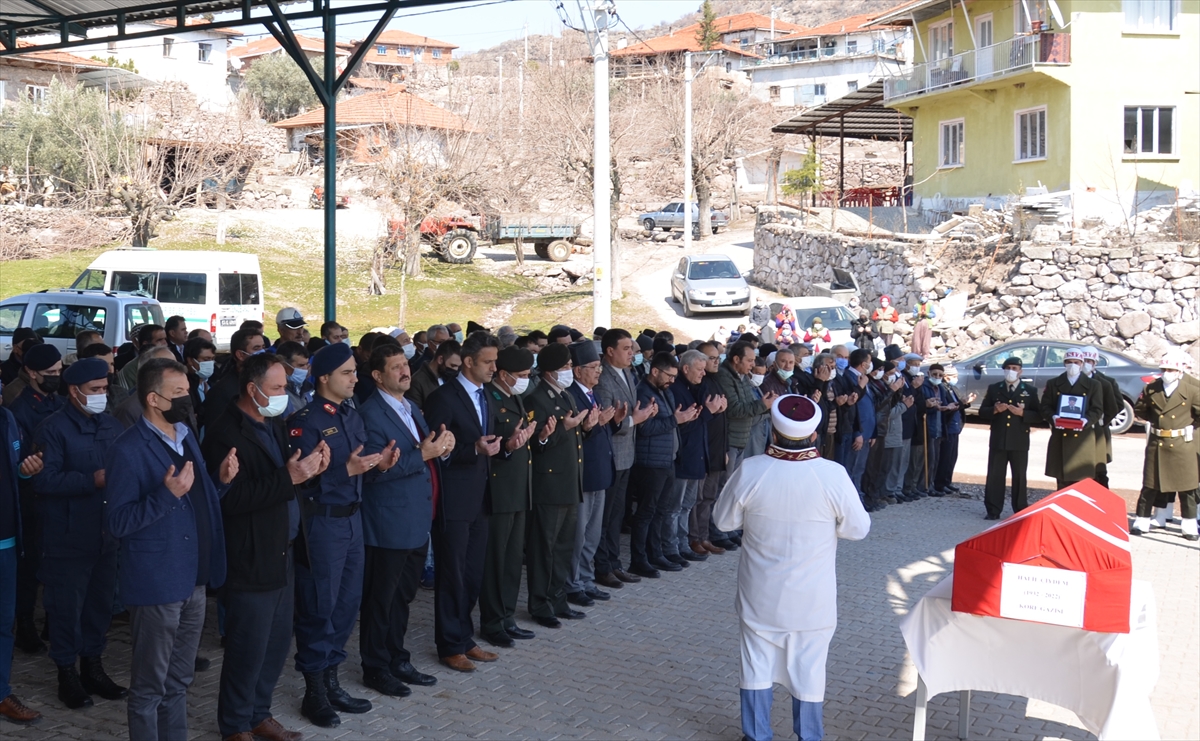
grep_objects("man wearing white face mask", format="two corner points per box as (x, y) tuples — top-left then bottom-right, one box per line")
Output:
(203, 353), (329, 739)
(32, 357), (128, 709)
(1131, 350), (1200, 539)
(1041, 348), (1104, 490)
(979, 357), (1041, 520)
(1080, 347), (1120, 489)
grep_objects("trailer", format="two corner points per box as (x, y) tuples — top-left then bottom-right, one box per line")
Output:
(386, 212), (582, 265)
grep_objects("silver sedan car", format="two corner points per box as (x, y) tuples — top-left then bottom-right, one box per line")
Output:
(670, 255), (750, 317)
(639, 202), (729, 233)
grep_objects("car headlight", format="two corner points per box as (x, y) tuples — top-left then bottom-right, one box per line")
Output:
(688, 289), (707, 299)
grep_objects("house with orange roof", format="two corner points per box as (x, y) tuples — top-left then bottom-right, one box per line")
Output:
(227, 34), (352, 70)
(349, 29), (457, 81)
(0, 41), (106, 110)
(610, 12), (803, 78)
(746, 7), (912, 107)
(57, 18), (242, 111)
(273, 86), (469, 163)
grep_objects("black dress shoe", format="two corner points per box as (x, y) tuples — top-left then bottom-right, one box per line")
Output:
(566, 591), (595, 607)
(984, 514), (1001, 521)
(628, 564), (660, 579)
(651, 558), (682, 572)
(362, 668), (411, 698)
(555, 608), (586, 620)
(613, 569), (642, 583)
(194, 656), (211, 672)
(1184, 533), (1199, 542)
(594, 572), (624, 589)
(482, 631), (515, 648)
(391, 661), (437, 686)
(711, 539), (738, 551)
(929, 490), (946, 498)
(534, 616), (562, 629)
(728, 534), (743, 546)
(680, 550), (707, 562)
(505, 626), (536, 640)
(584, 587), (611, 601)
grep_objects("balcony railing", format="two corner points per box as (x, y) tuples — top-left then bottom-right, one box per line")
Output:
(883, 32), (1070, 102)
(752, 43), (902, 67)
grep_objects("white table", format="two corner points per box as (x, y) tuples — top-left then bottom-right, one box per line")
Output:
(900, 575), (1159, 740)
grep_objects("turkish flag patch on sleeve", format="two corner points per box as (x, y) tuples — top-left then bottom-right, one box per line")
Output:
(290, 428), (304, 438)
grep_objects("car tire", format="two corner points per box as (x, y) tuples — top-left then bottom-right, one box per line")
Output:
(682, 298), (695, 317)
(1109, 398), (1135, 435)
(712, 227), (719, 235)
(642, 218), (655, 231)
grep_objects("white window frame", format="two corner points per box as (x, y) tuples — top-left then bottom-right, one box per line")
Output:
(376, 44), (387, 54)
(432, 48), (442, 59)
(1014, 106), (1048, 162)
(399, 46), (411, 56)
(975, 13), (994, 48)
(1123, 0), (1178, 33)
(939, 118), (965, 168)
(846, 39), (858, 55)
(1123, 105), (1176, 157)
(163, 37), (175, 58)
(198, 42), (212, 63)
(847, 80), (858, 93)
(929, 19), (953, 61)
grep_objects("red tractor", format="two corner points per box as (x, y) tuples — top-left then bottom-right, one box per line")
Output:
(386, 214), (480, 264)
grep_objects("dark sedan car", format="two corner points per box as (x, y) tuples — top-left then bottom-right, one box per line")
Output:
(946, 338), (1161, 434)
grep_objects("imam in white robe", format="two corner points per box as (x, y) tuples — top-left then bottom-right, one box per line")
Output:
(714, 447), (870, 701)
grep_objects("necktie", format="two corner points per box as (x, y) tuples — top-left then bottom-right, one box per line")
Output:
(587, 390), (596, 408)
(476, 387), (488, 435)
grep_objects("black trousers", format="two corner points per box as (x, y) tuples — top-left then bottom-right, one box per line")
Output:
(526, 504), (576, 620)
(16, 486), (40, 618)
(594, 468), (630, 576)
(479, 511), (526, 636)
(217, 559), (294, 737)
(629, 465), (673, 568)
(1136, 488), (1198, 518)
(360, 542), (426, 671)
(934, 434), (961, 492)
(41, 543), (118, 668)
(432, 513), (488, 658)
(985, 448), (1029, 517)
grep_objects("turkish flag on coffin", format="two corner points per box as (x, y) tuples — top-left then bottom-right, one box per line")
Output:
(951, 479), (1132, 633)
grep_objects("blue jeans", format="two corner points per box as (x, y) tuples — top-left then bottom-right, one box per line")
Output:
(0, 545), (16, 698)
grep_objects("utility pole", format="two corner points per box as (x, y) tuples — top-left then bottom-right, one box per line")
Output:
(497, 56), (504, 97)
(518, 53), (524, 133)
(524, 21), (529, 63)
(683, 51), (694, 254)
(585, 0), (612, 328)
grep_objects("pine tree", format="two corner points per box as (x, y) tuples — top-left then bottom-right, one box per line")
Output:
(695, 0), (720, 51)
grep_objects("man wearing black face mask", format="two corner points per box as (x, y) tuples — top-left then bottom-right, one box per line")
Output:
(406, 340), (461, 411)
(8, 343), (65, 655)
(204, 328), (265, 433)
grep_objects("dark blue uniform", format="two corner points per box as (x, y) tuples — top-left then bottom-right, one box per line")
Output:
(287, 395), (367, 674)
(1, 407), (28, 700)
(8, 386), (63, 631)
(32, 402), (122, 669)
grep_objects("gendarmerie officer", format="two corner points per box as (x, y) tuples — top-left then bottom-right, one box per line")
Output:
(8, 342), (64, 655)
(479, 346), (537, 648)
(30, 358), (126, 709)
(1131, 350), (1200, 540)
(287, 342), (394, 727)
(978, 356), (1042, 520)
(1082, 347), (1121, 489)
(1042, 348), (1104, 490)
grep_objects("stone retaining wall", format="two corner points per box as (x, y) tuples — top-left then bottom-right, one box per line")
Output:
(753, 208), (1200, 363)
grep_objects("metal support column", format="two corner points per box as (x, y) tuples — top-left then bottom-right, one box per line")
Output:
(838, 113), (845, 205)
(322, 12), (337, 322)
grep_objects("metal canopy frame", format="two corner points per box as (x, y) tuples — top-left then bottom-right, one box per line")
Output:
(771, 80), (912, 203)
(1, 0), (470, 322)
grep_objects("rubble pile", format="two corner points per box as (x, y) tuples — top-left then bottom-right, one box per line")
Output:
(0, 204), (126, 260)
(134, 83), (287, 158)
(509, 261), (593, 293)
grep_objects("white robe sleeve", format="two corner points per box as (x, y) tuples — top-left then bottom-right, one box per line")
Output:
(828, 466), (871, 541)
(712, 464), (746, 533)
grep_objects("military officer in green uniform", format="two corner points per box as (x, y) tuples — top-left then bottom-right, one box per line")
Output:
(1081, 347), (1121, 489)
(1131, 350), (1200, 540)
(479, 347), (537, 648)
(1041, 348), (1105, 490)
(978, 356), (1042, 520)
(523, 343), (594, 629)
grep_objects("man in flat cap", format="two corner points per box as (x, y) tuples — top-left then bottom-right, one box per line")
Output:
(31, 358), (127, 709)
(287, 342), (396, 727)
(715, 395), (869, 741)
(7, 342), (64, 654)
(524, 343), (593, 628)
(479, 346), (537, 648)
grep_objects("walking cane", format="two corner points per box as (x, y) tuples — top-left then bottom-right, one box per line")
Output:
(923, 413), (930, 493)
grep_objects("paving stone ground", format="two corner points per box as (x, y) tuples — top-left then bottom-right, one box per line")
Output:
(6, 483), (1198, 740)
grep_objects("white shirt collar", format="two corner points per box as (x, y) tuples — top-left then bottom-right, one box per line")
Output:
(457, 373), (483, 396)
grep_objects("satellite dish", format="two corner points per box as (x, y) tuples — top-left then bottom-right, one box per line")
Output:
(229, 56), (243, 70)
(1047, 0), (1066, 27)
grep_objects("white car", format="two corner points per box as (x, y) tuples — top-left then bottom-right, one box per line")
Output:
(670, 254), (751, 317)
(765, 297), (857, 349)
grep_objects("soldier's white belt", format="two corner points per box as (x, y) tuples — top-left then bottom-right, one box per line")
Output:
(1150, 425), (1193, 441)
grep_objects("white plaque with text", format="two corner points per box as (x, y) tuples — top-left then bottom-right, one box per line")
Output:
(998, 563), (1088, 628)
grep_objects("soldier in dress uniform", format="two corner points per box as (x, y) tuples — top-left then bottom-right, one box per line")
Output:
(1130, 350), (1200, 540)
(288, 342), (395, 727)
(523, 343), (593, 629)
(978, 356), (1042, 520)
(478, 346), (537, 648)
(1041, 348), (1104, 490)
(30, 358), (127, 709)
(1081, 347), (1121, 488)
(8, 343), (63, 655)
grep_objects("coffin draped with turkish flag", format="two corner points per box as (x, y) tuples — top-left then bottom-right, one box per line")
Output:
(951, 479), (1132, 633)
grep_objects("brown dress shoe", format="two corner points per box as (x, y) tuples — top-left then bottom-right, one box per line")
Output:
(440, 654), (476, 672)
(251, 716), (303, 741)
(613, 569), (642, 583)
(465, 646), (498, 663)
(701, 540), (726, 555)
(223, 733), (255, 741)
(594, 572), (624, 589)
(0, 694), (42, 725)
(689, 541), (709, 556)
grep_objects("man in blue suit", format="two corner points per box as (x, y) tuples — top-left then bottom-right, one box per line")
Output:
(106, 357), (237, 741)
(358, 343), (453, 697)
